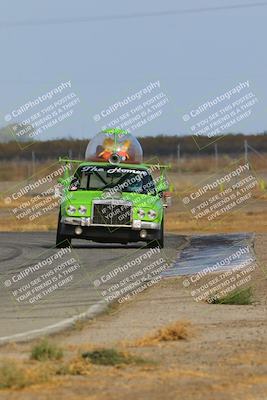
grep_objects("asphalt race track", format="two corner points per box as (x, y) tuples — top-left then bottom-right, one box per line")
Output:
(0, 232), (186, 342)
(0, 232), (254, 343)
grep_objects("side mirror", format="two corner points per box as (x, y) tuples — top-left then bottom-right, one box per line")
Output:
(69, 177), (80, 191)
(156, 175), (169, 194)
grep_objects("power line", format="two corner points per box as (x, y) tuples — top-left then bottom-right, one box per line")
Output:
(0, 2), (267, 28)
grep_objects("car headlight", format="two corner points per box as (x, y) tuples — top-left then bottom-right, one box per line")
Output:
(78, 205), (87, 215)
(67, 205), (76, 214)
(147, 209), (157, 220)
(137, 208), (145, 218)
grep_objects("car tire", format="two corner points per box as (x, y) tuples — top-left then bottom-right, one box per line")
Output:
(147, 219), (164, 249)
(56, 212), (72, 248)
(158, 220), (164, 248)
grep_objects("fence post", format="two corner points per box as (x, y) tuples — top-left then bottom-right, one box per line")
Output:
(244, 139), (248, 163)
(214, 143), (218, 170)
(177, 144), (181, 173)
(31, 151), (36, 175)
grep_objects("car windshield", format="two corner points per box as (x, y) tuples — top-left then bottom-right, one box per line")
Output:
(69, 165), (156, 195)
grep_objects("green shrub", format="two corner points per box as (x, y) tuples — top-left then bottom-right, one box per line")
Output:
(0, 361), (27, 389)
(210, 287), (253, 305)
(31, 339), (63, 361)
(82, 348), (147, 366)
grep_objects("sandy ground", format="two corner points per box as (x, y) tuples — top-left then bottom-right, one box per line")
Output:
(0, 234), (266, 400)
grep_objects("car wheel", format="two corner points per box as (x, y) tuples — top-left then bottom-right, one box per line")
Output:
(56, 212), (72, 248)
(158, 220), (164, 248)
(147, 219), (164, 249)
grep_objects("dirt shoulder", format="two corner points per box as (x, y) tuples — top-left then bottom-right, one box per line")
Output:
(0, 234), (266, 400)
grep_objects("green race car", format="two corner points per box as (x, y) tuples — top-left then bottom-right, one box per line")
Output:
(55, 129), (169, 248)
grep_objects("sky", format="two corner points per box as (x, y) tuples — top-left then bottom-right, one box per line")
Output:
(0, 0), (266, 141)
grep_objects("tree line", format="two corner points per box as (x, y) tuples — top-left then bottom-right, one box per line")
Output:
(0, 134), (267, 161)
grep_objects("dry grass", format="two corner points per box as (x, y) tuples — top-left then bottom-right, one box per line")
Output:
(0, 160), (59, 182)
(57, 357), (93, 377)
(0, 197), (57, 231)
(0, 319), (192, 389)
(165, 208), (267, 234)
(1, 155), (266, 180)
(126, 321), (193, 347)
(0, 345), (152, 390)
(1, 164), (267, 233)
(0, 359), (52, 389)
(1, 196), (267, 234)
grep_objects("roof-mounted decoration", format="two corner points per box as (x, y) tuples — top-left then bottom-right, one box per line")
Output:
(85, 129), (143, 164)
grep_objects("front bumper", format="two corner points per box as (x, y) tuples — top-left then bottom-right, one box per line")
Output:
(61, 216), (160, 230)
(60, 217), (161, 242)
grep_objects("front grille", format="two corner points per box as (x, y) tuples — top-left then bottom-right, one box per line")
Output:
(92, 201), (132, 226)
